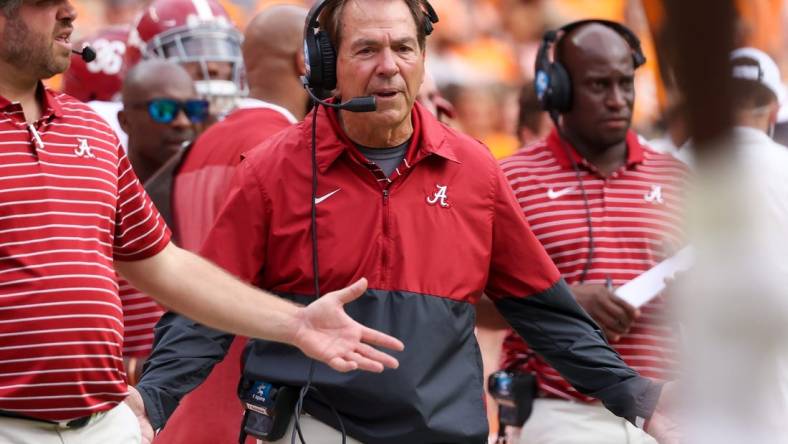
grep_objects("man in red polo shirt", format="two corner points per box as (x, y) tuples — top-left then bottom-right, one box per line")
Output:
(0, 0), (404, 442)
(499, 21), (689, 444)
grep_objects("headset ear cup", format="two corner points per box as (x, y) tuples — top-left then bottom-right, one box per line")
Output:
(305, 31), (322, 89)
(550, 62), (572, 112)
(632, 51), (646, 69)
(316, 31), (337, 91)
(534, 68), (551, 111)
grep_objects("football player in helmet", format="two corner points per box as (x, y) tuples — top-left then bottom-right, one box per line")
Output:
(127, 0), (245, 119)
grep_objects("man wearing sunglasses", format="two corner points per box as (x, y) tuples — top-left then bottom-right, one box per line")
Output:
(150, 7), (309, 444)
(118, 59), (206, 187)
(114, 59), (205, 390)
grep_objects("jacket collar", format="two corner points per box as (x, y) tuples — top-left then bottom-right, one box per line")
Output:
(732, 125), (772, 144)
(306, 100), (459, 173)
(546, 128), (645, 171)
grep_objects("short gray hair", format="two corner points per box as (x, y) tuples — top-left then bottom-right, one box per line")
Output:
(0, 0), (23, 16)
(320, 0), (428, 51)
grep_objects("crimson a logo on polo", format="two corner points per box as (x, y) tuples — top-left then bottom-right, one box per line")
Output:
(644, 185), (664, 204)
(74, 138), (96, 159)
(426, 184), (449, 208)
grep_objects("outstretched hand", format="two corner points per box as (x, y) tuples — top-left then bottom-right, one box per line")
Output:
(292, 278), (404, 372)
(646, 382), (680, 444)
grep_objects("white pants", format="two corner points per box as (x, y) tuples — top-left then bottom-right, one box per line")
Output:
(509, 399), (657, 444)
(259, 415), (363, 444)
(0, 402), (141, 444)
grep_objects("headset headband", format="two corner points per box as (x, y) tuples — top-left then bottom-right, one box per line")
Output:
(544, 19), (646, 68)
(304, 0), (439, 44)
(303, 0), (329, 48)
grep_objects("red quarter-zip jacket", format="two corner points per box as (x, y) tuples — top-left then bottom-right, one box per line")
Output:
(137, 102), (662, 443)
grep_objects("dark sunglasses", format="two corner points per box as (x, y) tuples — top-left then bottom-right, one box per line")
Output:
(135, 98), (210, 124)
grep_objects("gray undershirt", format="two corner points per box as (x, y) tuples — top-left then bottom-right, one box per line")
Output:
(356, 140), (409, 177)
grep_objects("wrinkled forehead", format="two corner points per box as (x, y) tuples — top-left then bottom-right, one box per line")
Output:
(339, 0), (419, 45)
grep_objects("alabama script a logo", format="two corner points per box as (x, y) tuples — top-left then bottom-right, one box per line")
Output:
(426, 184), (450, 208)
(74, 138), (96, 159)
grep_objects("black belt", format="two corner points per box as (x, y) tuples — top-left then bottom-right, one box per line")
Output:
(0, 410), (97, 429)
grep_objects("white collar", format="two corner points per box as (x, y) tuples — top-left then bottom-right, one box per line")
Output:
(235, 98), (298, 124)
(732, 125), (772, 143)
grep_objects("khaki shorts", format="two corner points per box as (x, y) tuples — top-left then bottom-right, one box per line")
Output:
(0, 402), (141, 444)
(508, 399), (657, 444)
(259, 414), (363, 444)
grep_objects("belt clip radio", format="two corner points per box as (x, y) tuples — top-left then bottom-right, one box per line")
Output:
(488, 370), (537, 443)
(237, 379), (299, 443)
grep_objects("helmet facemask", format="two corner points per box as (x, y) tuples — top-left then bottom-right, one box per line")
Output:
(144, 22), (246, 117)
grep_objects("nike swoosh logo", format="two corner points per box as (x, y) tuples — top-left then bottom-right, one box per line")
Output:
(314, 188), (341, 205)
(546, 186), (576, 199)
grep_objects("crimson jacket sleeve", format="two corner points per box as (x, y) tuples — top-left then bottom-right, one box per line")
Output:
(484, 165), (662, 426)
(136, 159), (271, 430)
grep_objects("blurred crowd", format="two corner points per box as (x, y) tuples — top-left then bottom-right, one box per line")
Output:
(49, 0), (788, 159)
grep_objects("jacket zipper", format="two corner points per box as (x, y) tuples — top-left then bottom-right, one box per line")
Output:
(381, 187), (390, 288)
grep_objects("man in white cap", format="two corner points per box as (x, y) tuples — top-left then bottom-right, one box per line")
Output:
(729, 47), (785, 140)
(681, 47), (788, 444)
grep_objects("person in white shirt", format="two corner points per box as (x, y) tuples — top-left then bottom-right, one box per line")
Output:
(682, 46), (788, 444)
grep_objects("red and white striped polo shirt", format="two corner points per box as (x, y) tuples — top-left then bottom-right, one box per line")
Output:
(500, 129), (689, 402)
(118, 280), (164, 358)
(0, 86), (170, 421)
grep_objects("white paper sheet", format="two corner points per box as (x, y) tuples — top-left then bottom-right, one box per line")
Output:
(614, 246), (694, 308)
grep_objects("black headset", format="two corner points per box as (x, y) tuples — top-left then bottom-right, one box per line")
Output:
(303, 0), (439, 93)
(534, 19), (646, 114)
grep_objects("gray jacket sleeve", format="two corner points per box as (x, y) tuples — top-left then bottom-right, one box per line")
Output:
(494, 278), (662, 426)
(135, 311), (235, 430)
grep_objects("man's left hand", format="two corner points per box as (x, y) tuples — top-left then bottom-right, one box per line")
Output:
(646, 382), (680, 444)
(125, 386), (154, 444)
(292, 278), (405, 373)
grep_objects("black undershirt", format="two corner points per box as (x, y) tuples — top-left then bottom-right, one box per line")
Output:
(356, 139), (410, 177)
